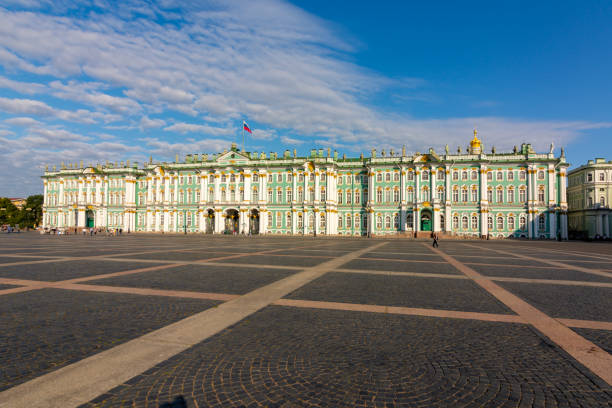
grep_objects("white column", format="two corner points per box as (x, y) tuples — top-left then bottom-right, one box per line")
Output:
(292, 210), (297, 234)
(415, 166), (421, 203)
(445, 165), (452, 232)
(77, 208), (86, 227)
(261, 170), (268, 204)
(214, 210), (222, 233)
(260, 210), (267, 234)
(547, 165), (555, 207)
(59, 178), (65, 205)
(314, 168), (320, 202)
(596, 214), (603, 236)
(214, 172), (220, 204)
(293, 169), (298, 204)
(239, 210), (246, 234)
(200, 173), (206, 204)
(244, 171), (251, 202)
(549, 212), (556, 239)
(559, 168), (568, 207)
(434, 208), (440, 232)
(314, 210), (320, 235)
(528, 211), (533, 239)
(77, 178), (83, 205)
(561, 213), (568, 240)
(480, 165), (488, 237)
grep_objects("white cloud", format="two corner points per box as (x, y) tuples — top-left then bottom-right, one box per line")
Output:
(0, 75), (46, 94)
(4, 116), (41, 127)
(280, 135), (304, 145)
(139, 116), (166, 130)
(163, 122), (234, 136)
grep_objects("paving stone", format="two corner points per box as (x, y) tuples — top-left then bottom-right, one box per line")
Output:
(284, 272), (514, 314)
(498, 281), (612, 321)
(361, 252), (445, 262)
(469, 264), (612, 282)
(216, 254), (332, 267)
(0, 284), (20, 290)
(0, 260), (166, 281)
(343, 258), (461, 274)
(0, 256), (50, 264)
(0, 288), (219, 391)
(80, 307), (612, 408)
(108, 251), (235, 261)
(84, 264), (299, 294)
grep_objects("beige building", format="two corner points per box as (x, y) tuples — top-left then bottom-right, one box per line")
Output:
(567, 158), (612, 239)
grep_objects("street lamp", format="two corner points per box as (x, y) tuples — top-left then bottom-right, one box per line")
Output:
(183, 210), (187, 234)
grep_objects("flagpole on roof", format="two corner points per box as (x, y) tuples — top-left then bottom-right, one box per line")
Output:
(242, 120), (245, 153)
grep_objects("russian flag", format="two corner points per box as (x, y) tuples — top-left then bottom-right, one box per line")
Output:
(243, 121), (252, 134)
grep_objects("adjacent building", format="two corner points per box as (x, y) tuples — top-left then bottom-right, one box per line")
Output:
(42, 132), (570, 239)
(567, 158), (612, 239)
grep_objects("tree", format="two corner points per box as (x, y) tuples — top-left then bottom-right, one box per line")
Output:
(22, 195), (44, 228)
(0, 198), (19, 226)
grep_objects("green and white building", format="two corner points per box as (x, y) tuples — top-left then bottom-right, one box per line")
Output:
(567, 158), (612, 239)
(42, 132), (570, 239)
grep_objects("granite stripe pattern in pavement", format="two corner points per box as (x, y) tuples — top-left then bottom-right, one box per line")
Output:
(81, 306), (612, 408)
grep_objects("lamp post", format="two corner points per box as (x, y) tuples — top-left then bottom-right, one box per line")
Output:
(183, 210), (187, 234)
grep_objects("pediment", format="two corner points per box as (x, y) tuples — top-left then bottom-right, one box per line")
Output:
(216, 150), (250, 164)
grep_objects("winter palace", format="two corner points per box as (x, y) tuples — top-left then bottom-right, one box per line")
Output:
(42, 132), (570, 239)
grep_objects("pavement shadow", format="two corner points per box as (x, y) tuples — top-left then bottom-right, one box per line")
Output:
(159, 395), (187, 408)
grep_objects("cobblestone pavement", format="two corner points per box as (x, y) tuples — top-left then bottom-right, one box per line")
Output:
(83, 307), (612, 408)
(84, 264), (300, 295)
(0, 233), (610, 408)
(0, 288), (219, 391)
(497, 282), (612, 321)
(285, 272), (513, 314)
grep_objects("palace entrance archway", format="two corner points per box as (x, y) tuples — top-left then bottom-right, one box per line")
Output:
(421, 210), (432, 232)
(225, 209), (239, 234)
(205, 209), (214, 234)
(249, 209), (260, 235)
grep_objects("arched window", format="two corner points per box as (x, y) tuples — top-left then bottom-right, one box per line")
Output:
(253, 174), (259, 182)
(309, 173), (314, 182)
(376, 216), (382, 229)
(508, 216), (515, 231)
(320, 213), (326, 230)
(346, 214), (352, 228)
(422, 188), (429, 201)
(519, 188), (526, 202)
(221, 174), (227, 183)
(471, 216), (478, 230)
(519, 215), (527, 230)
(287, 189), (293, 202)
(346, 190), (352, 204)
(497, 216), (504, 230)
(298, 173), (304, 182)
(230, 174), (236, 183)
(519, 171), (526, 181)
(497, 188), (503, 203)
(508, 171), (514, 181)
(462, 216), (468, 230)
(385, 189), (391, 203)
(320, 187), (326, 201)
(356, 214), (361, 228)
(440, 214), (445, 231)
(376, 173), (382, 182)
(310, 189), (315, 202)
(267, 189), (272, 202)
(437, 188), (445, 201)
(298, 214), (303, 228)
(452, 171), (458, 181)
(488, 216), (493, 230)
(452, 216), (459, 230)
(507, 188), (514, 203)
(338, 214), (344, 228)
(461, 188), (468, 202)
(601, 196), (606, 206)
(251, 188), (258, 201)
(377, 189), (383, 203)
(452, 189), (459, 202)
(277, 189), (283, 203)
(538, 187), (545, 203)
(308, 213), (314, 229)
(437, 170), (444, 180)
(422, 170), (429, 181)
(407, 213), (414, 229)
(277, 173), (282, 183)
(407, 189), (414, 202)
(537, 171), (545, 180)
(407, 171), (414, 181)
(487, 189), (493, 203)
(471, 188), (478, 202)
(385, 172), (391, 182)
(487, 172), (493, 181)
(297, 189), (303, 202)
(538, 214), (546, 231)
(497, 171), (503, 181)
(461, 171), (468, 181)
(385, 216), (391, 229)
(229, 188), (235, 202)
(338, 191), (343, 204)
(471, 170), (478, 180)
(355, 191), (360, 204)
(286, 213), (292, 228)
(394, 172), (400, 181)
(276, 211), (282, 227)
(393, 189), (400, 203)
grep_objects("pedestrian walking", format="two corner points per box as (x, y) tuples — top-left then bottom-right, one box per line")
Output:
(432, 232), (439, 248)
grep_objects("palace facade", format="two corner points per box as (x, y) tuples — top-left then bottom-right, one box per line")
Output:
(567, 158), (612, 239)
(42, 132), (570, 239)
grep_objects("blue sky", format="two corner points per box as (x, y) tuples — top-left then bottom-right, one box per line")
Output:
(0, 0), (610, 196)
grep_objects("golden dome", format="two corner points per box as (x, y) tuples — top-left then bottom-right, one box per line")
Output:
(470, 129), (481, 148)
